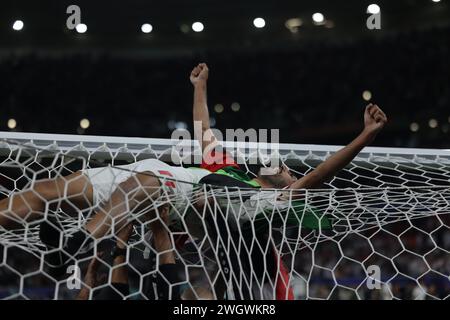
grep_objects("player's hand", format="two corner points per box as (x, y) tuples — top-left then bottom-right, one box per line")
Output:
(190, 63), (209, 86)
(363, 103), (387, 137)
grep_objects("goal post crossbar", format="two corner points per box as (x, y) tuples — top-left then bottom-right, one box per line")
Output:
(1, 131), (450, 165)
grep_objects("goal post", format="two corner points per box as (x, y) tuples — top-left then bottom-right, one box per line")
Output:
(2, 130), (450, 164)
(0, 131), (449, 300)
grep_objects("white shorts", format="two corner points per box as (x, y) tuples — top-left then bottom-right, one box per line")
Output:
(82, 159), (210, 219)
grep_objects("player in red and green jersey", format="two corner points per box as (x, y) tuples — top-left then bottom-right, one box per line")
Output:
(189, 63), (388, 299)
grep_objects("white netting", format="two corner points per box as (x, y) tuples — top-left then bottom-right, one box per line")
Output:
(0, 132), (449, 300)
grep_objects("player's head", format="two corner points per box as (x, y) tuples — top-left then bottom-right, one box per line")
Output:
(257, 163), (297, 188)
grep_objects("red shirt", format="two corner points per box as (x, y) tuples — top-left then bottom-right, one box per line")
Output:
(200, 149), (240, 172)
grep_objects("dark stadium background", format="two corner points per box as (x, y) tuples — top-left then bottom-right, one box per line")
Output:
(0, 0), (449, 300)
(0, 0), (449, 148)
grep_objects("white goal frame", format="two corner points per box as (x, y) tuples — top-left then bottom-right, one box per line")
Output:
(1, 131), (449, 165)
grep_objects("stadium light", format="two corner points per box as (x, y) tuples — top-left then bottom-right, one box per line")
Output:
(432, 0), (441, 3)
(410, 122), (419, 132)
(214, 104), (224, 113)
(192, 22), (204, 32)
(428, 118), (438, 128)
(75, 23), (87, 33)
(285, 18), (303, 33)
(312, 13), (325, 25)
(141, 23), (153, 33)
(362, 90), (372, 101)
(231, 102), (241, 112)
(7, 119), (17, 129)
(253, 17), (266, 28)
(80, 118), (90, 129)
(12, 20), (24, 31)
(175, 121), (188, 129)
(367, 4), (381, 14)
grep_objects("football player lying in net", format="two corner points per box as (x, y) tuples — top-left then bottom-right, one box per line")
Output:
(0, 63), (387, 298)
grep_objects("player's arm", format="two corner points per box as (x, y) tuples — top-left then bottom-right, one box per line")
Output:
(190, 63), (220, 153)
(110, 223), (133, 286)
(151, 207), (184, 300)
(290, 104), (388, 190)
(76, 252), (104, 300)
(151, 207), (175, 265)
(91, 224), (133, 300)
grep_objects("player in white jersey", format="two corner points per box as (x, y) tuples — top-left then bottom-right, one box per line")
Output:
(0, 159), (209, 228)
(83, 159), (210, 223)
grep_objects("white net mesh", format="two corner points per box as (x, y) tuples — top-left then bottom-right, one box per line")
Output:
(0, 132), (449, 300)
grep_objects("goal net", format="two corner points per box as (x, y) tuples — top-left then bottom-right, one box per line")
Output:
(0, 131), (449, 300)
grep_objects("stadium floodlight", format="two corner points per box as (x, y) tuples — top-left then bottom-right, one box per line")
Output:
(141, 23), (153, 33)
(75, 23), (87, 33)
(285, 18), (302, 29)
(432, 0), (441, 3)
(285, 18), (303, 33)
(253, 17), (266, 28)
(362, 90), (372, 101)
(367, 4), (381, 14)
(12, 20), (24, 31)
(410, 122), (419, 132)
(214, 104), (224, 113)
(312, 13), (325, 25)
(192, 22), (204, 32)
(231, 102), (241, 112)
(7, 119), (17, 129)
(428, 118), (438, 128)
(80, 118), (90, 129)
(175, 121), (188, 129)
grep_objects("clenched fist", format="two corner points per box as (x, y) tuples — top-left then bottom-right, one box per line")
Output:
(363, 103), (388, 136)
(190, 63), (209, 86)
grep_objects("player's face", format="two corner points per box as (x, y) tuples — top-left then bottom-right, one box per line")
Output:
(258, 164), (296, 188)
(279, 165), (297, 185)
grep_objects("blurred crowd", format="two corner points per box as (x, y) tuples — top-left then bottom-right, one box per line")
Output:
(291, 223), (450, 300)
(1, 215), (449, 300)
(0, 26), (449, 148)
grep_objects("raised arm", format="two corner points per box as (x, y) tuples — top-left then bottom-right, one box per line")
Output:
(290, 104), (388, 190)
(190, 63), (219, 153)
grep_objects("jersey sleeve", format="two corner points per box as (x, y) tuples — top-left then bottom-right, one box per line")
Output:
(200, 149), (240, 172)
